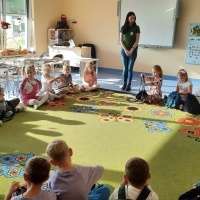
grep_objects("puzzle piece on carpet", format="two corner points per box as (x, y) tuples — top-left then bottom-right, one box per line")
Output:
(143, 120), (172, 133)
(70, 105), (98, 113)
(0, 165), (24, 178)
(0, 153), (34, 165)
(98, 113), (134, 123)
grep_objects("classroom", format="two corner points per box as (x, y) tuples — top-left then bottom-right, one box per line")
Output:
(1, 0), (200, 200)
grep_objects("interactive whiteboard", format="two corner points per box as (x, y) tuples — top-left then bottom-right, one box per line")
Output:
(119, 0), (179, 48)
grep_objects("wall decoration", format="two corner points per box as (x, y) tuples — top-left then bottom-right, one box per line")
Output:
(185, 24), (200, 64)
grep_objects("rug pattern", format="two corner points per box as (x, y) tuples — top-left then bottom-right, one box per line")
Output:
(44, 91), (200, 140)
(2, 90), (200, 199)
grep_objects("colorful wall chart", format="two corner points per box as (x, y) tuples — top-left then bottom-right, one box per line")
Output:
(185, 24), (200, 64)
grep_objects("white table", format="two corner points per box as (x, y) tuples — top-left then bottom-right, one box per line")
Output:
(70, 57), (99, 78)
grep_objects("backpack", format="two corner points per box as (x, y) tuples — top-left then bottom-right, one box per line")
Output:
(136, 76), (148, 101)
(118, 185), (151, 200)
(164, 91), (181, 109)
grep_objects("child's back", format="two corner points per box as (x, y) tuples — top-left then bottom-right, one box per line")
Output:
(46, 139), (109, 200)
(11, 190), (56, 200)
(48, 165), (103, 200)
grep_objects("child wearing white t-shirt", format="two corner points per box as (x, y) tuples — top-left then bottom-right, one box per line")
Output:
(109, 157), (159, 200)
(176, 69), (192, 101)
(39, 63), (65, 100)
(176, 69), (192, 110)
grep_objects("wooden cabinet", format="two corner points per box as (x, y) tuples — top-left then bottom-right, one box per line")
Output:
(48, 29), (73, 46)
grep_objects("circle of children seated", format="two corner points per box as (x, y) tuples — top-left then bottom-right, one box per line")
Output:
(2, 64), (200, 126)
(0, 60), (99, 125)
(2, 64), (200, 199)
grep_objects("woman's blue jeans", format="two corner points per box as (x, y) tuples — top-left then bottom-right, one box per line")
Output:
(120, 48), (138, 86)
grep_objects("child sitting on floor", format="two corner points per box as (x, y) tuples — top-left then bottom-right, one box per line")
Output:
(81, 61), (100, 92)
(178, 182), (200, 200)
(176, 69), (192, 110)
(141, 65), (163, 103)
(109, 157), (159, 200)
(20, 65), (49, 109)
(0, 86), (26, 126)
(57, 63), (80, 94)
(46, 139), (110, 200)
(38, 63), (65, 100)
(4, 156), (56, 200)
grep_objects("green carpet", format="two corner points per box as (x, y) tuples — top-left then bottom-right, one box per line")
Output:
(1, 90), (200, 199)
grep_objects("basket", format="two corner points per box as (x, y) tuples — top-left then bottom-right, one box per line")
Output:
(6, 48), (19, 56)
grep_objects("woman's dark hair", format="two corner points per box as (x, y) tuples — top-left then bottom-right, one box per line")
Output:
(122, 11), (136, 34)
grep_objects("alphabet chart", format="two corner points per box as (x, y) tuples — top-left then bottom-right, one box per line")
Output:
(185, 24), (200, 64)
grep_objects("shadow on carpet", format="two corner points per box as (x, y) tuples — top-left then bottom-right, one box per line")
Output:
(1, 89), (200, 199)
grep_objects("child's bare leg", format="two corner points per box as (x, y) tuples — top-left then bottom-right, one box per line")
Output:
(84, 84), (100, 92)
(29, 99), (40, 107)
(34, 94), (49, 109)
(46, 91), (64, 99)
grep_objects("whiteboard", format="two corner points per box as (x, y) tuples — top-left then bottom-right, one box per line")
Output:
(119, 0), (179, 48)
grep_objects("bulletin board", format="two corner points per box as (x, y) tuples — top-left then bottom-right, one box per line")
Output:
(185, 24), (200, 64)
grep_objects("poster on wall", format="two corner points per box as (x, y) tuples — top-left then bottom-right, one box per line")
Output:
(185, 24), (200, 64)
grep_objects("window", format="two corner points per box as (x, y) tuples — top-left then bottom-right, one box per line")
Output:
(0, 0), (28, 50)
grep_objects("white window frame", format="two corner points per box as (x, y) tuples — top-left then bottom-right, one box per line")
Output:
(0, 0), (29, 50)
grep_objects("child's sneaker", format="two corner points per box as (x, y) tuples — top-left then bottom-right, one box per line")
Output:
(5, 111), (13, 117)
(16, 106), (27, 113)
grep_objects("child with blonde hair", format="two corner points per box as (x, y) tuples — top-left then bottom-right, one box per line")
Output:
(141, 65), (163, 103)
(46, 139), (110, 200)
(81, 61), (100, 92)
(58, 63), (80, 93)
(175, 69), (192, 110)
(20, 65), (49, 109)
(39, 63), (64, 100)
(4, 156), (56, 200)
(176, 69), (192, 100)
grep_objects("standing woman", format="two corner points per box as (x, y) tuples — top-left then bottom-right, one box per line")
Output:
(120, 11), (140, 91)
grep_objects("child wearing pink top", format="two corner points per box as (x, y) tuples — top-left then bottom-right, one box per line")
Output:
(141, 65), (163, 103)
(81, 61), (100, 92)
(20, 65), (48, 109)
